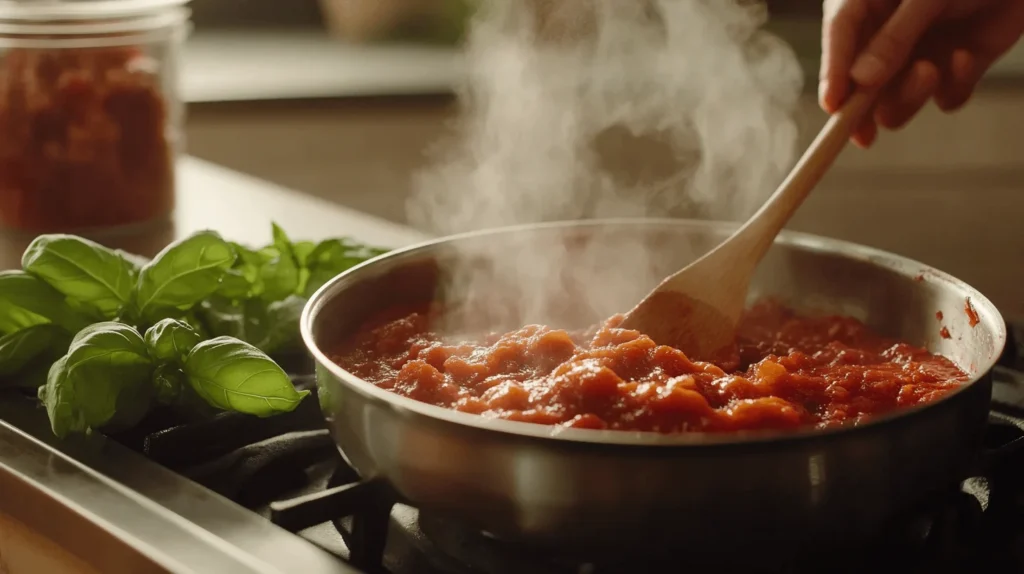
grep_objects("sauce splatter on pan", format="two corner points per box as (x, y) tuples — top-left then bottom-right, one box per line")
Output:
(965, 297), (980, 328)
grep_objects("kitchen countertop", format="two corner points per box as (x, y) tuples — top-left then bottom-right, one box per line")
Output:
(171, 157), (426, 247)
(183, 31), (462, 103)
(182, 24), (1024, 103)
(0, 155), (1018, 573)
(0, 158), (426, 574)
(0, 157), (427, 270)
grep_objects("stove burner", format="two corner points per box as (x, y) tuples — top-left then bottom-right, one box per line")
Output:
(269, 467), (394, 571)
(410, 491), (988, 574)
(105, 323), (1024, 574)
(416, 513), (575, 574)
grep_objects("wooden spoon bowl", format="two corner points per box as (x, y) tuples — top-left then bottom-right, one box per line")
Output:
(618, 90), (879, 359)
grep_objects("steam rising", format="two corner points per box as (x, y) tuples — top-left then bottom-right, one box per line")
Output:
(407, 0), (804, 331)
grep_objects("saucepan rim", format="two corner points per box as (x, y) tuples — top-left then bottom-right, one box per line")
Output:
(301, 218), (1006, 447)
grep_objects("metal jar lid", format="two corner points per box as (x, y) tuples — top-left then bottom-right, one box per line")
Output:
(0, 0), (191, 43)
(0, 0), (189, 21)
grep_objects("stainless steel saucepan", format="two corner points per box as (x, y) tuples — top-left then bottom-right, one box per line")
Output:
(301, 219), (1005, 564)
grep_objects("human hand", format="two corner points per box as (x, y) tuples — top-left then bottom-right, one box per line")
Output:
(820, 0), (1024, 148)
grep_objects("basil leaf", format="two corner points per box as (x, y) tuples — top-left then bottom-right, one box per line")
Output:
(232, 242), (268, 282)
(40, 322), (154, 438)
(292, 240), (316, 296)
(196, 295), (305, 356)
(0, 270), (94, 333)
(260, 295), (306, 355)
(0, 324), (72, 380)
(144, 319), (201, 364)
(303, 239), (385, 297)
(234, 241), (270, 267)
(259, 223), (300, 302)
(180, 311), (210, 340)
(217, 242), (266, 300)
(151, 364), (220, 421)
(316, 376), (333, 413)
(293, 241), (316, 267)
(197, 297), (249, 342)
(217, 269), (253, 300)
(116, 249), (150, 279)
(183, 336), (308, 416)
(22, 235), (136, 318)
(152, 363), (186, 405)
(135, 231), (236, 323)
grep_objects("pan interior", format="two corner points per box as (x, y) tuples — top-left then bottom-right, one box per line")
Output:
(306, 219), (1005, 443)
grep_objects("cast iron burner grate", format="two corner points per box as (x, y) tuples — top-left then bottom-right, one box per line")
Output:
(266, 409), (1024, 574)
(103, 324), (1024, 574)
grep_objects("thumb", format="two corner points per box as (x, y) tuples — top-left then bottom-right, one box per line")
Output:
(851, 0), (946, 87)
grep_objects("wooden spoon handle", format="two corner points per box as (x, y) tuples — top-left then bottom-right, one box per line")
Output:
(808, 90), (881, 160)
(735, 89), (880, 259)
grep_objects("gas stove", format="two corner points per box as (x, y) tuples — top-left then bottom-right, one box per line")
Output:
(1, 326), (1023, 574)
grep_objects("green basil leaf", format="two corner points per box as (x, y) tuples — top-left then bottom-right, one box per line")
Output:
(293, 241), (316, 267)
(116, 249), (150, 276)
(260, 295), (306, 356)
(144, 318), (202, 364)
(305, 239), (346, 267)
(41, 322), (154, 438)
(296, 266), (311, 299)
(0, 270), (94, 334)
(341, 237), (390, 259)
(135, 231), (236, 323)
(183, 336), (308, 416)
(0, 304), (47, 335)
(196, 296), (304, 356)
(0, 324), (72, 380)
(234, 242), (270, 265)
(22, 235), (136, 318)
(259, 224), (300, 302)
(151, 364), (219, 420)
(176, 311), (207, 339)
(316, 376), (333, 413)
(152, 363), (186, 405)
(216, 269), (253, 300)
(303, 239), (385, 297)
(217, 242), (265, 299)
(197, 296), (248, 341)
(293, 240), (316, 296)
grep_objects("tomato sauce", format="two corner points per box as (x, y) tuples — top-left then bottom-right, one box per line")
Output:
(332, 301), (969, 433)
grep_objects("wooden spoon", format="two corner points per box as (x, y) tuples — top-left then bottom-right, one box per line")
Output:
(618, 90), (879, 360)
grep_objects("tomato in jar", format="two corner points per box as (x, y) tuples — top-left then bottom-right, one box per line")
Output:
(0, 46), (174, 232)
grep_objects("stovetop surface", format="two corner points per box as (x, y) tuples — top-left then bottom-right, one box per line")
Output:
(105, 323), (1024, 574)
(2, 324), (1024, 574)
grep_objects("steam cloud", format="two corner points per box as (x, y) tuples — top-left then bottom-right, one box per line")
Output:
(406, 0), (804, 331)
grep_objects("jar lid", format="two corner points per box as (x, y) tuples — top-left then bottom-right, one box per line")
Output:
(0, 0), (191, 40)
(0, 0), (190, 21)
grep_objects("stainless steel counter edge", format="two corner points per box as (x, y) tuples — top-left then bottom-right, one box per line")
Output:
(0, 396), (357, 574)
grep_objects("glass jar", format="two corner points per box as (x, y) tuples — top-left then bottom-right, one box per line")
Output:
(0, 0), (190, 234)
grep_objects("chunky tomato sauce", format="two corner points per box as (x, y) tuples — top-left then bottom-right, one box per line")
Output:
(332, 301), (969, 433)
